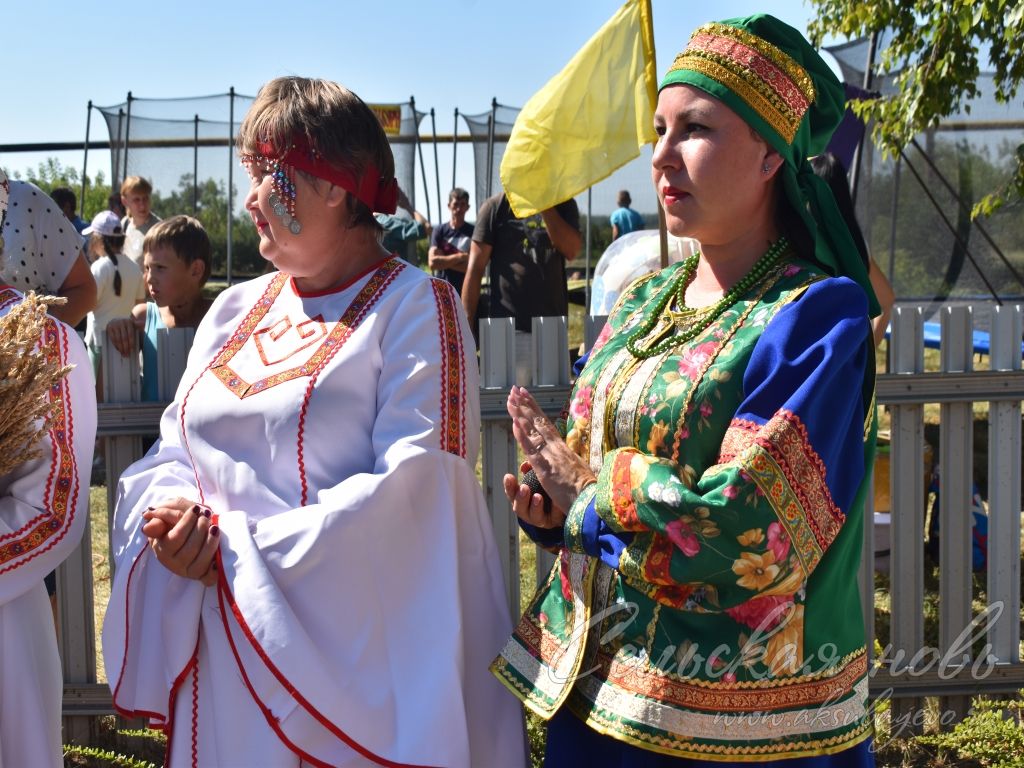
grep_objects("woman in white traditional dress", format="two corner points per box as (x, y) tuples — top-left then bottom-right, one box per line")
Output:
(103, 77), (526, 768)
(0, 169), (97, 767)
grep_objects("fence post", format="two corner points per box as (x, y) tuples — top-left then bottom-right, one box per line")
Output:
(986, 304), (1023, 663)
(479, 318), (520, 619)
(583, 315), (608, 352)
(888, 306), (926, 731)
(157, 327), (196, 401)
(531, 317), (570, 584)
(57, 472), (97, 745)
(102, 332), (143, 556)
(936, 306), (974, 722)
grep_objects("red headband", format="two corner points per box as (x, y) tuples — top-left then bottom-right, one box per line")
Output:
(257, 136), (398, 214)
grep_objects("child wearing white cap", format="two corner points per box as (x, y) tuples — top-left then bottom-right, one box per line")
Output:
(83, 210), (145, 390)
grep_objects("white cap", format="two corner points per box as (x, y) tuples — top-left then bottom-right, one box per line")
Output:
(83, 210), (123, 236)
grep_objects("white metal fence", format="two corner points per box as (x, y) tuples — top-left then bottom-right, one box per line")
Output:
(58, 304), (1024, 741)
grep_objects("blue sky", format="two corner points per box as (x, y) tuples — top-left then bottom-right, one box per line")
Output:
(3, 0), (828, 217)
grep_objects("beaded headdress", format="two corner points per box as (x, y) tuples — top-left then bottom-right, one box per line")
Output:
(659, 14), (879, 316)
(241, 135), (399, 234)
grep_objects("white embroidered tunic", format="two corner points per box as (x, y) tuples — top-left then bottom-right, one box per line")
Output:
(103, 259), (526, 768)
(0, 286), (96, 768)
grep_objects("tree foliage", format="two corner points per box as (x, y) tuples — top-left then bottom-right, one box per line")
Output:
(808, 0), (1024, 217)
(9, 159), (264, 279)
(13, 158), (112, 221)
(150, 174), (264, 278)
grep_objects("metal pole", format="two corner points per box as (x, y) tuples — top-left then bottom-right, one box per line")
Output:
(123, 92), (133, 189)
(193, 115), (200, 214)
(452, 108), (459, 194)
(585, 188), (592, 312)
(116, 109), (125, 192)
(227, 87), (235, 285)
(431, 108), (441, 226)
(887, 155), (901, 293)
(412, 97), (431, 224)
(80, 101), (92, 217)
(850, 31), (879, 206)
(486, 98), (497, 198)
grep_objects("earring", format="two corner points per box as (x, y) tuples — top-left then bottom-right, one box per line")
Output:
(762, 163), (772, 175)
(269, 160), (301, 235)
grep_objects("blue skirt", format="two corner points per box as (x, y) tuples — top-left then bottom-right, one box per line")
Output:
(543, 707), (875, 767)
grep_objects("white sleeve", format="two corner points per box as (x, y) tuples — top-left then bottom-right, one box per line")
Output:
(0, 316), (96, 604)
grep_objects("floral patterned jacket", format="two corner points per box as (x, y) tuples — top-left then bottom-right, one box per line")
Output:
(492, 259), (876, 761)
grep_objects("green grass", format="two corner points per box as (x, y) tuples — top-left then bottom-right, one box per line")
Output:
(89, 486), (110, 682)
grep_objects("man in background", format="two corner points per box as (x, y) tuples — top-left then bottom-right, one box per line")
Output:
(50, 187), (88, 234)
(610, 189), (644, 240)
(462, 190), (580, 385)
(376, 187), (431, 266)
(428, 187), (473, 295)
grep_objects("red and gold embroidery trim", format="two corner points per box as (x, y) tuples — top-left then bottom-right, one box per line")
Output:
(0, 317), (78, 571)
(212, 260), (404, 398)
(668, 22), (815, 144)
(430, 279), (467, 459)
(594, 646), (866, 713)
(716, 410), (843, 575)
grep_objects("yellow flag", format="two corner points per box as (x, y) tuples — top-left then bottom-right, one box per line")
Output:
(500, 0), (658, 218)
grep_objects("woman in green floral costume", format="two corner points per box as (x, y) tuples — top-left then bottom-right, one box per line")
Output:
(493, 14), (880, 768)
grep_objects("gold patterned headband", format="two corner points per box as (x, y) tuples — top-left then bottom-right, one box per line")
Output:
(665, 22), (815, 145)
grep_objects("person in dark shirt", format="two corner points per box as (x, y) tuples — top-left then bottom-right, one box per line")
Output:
(428, 187), (474, 295)
(462, 191), (581, 384)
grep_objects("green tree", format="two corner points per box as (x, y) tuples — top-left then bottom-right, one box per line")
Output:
(11, 157), (112, 220)
(151, 173), (263, 278)
(808, 0), (1024, 217)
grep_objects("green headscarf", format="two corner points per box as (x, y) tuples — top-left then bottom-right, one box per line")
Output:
(659, 14), (880, 316)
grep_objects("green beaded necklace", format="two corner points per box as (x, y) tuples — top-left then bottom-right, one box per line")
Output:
(625, 237), (789, 359)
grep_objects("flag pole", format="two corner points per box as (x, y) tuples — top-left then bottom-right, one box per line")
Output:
(640, 0), (668, 268)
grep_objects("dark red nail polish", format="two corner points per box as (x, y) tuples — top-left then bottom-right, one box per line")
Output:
(210, 525), (220, 536)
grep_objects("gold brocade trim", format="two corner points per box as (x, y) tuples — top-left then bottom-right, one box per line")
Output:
(566, 692), (873, 763)
(644, 603), (661, 655)
(668, 22), (815, 145)
(619, 355), (663, 454)
(598, 269), (683, 461)
(864, 391), (877, 441)
(699, 22), (816, 102)
(492, 551), (598, 717)
(718, 420), (760, 464)
(594, 646), (867, 712)
(762, 411), (842, 548)
(674, 56), (800, 144)
(711, 408), (844, 576)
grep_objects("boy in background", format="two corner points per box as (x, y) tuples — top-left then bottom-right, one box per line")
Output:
(120, 175), (161, 266)
(107, 215), (212, 401)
